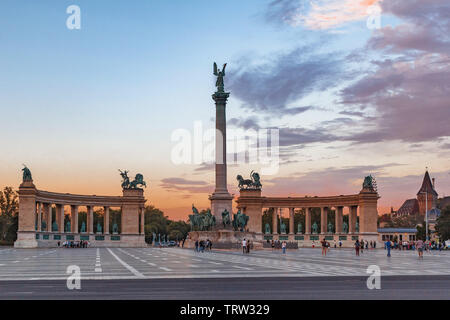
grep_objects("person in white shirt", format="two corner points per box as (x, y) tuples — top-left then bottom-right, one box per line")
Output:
(242, 239), (247, 254)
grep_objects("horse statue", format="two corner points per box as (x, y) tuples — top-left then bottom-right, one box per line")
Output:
(233, 209), (249, 231)
(129, 173), (147, 189)
(236, 171), (262, 190)
(189, 205), (202, 230)
(362, 175), (377, 192)
(119, 169), (130, 189)
(222, 209), (231, 228)
(204, 209), (216, 230)
(236, 175), (253, 189)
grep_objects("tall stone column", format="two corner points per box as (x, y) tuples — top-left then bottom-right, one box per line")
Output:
(305, 208), (311, 234)
(320, 207), (328, 234)
(104, 206), (110, 234)
(59, 204), (64, 233)
(140, 207), (145, 235)
(335, 206), (343, 233)
(46, 204), (52, 232)
(349, 206), (357, 233)
(37, 202), (42, 232)
(209, 84), (233, 227)
(71, 205), (78, 233)
(272, 208), (278, 234)
(87, 206), (94, 234)
(55, 205), (63, 233)
(289, 208), (295, 234)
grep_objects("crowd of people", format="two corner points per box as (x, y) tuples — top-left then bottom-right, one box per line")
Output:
(383, 239), (445, 258)
(57, 240), (90, 248)
(194, 239), (213, 252)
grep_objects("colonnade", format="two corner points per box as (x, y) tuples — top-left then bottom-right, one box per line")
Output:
(266, 206), (358, 235)
(33, 203), (145, 235)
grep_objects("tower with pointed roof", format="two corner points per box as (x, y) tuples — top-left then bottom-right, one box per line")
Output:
(416, 170), (438, 215)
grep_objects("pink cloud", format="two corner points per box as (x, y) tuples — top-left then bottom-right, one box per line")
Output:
(290, 0), (382, 30)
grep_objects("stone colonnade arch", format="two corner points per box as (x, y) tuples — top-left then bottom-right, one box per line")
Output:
(236, 186), (379, 246)
(14, 179), (146, 248)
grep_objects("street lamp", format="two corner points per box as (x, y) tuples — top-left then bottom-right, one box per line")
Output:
(420, 190), (429, 241)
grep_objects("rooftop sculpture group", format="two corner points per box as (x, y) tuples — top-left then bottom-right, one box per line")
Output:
(363, 174), (377, 192)
(236, 171), (262, 190)
(22, 164), (32, 182)
(119, 169), (147, 189)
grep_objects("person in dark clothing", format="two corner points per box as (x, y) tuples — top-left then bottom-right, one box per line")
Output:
(355, 240), (360, 256)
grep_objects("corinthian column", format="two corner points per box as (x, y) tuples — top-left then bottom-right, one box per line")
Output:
(209, 63), (233, 226)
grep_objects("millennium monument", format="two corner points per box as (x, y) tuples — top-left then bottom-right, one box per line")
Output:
(14, 166), (147, 248)
(188, 63), (380, 248)
(209, 62), (234, 225)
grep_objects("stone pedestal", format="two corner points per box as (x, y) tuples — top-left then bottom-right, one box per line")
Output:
(122, 188), (145, 235)
(186, 230), (263, 250)
(237, 189), (262, 234)
(209, 192), (233, 227)
(14, 180), (38, 248)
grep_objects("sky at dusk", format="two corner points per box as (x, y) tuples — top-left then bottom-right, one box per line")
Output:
(0, 0), (449, 221)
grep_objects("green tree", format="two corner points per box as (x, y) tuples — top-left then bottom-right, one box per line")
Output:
(167, 220), (190, 240)
(416, 223), (430, 241)
(436, 206), (450, 241)
(144, 205), (170, 243)
(0, 187), (19, 242)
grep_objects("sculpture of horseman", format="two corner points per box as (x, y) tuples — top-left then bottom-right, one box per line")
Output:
(129, 173), (147, 189)
(119, 170), (147, 189)
(362, 174), (377, 192)
(236, 171), (262, 190)
(222, 209), (231, 228)
(233, 209), (249, 231)
(189, 205), (201, 230)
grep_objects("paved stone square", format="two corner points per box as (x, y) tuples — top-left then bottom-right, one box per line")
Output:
(0, 247), (449, 281)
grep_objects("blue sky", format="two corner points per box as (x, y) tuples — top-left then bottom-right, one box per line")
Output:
(1, 0), (449, 220)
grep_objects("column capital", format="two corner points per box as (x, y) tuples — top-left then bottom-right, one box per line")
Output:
(212, 91), (230, 103)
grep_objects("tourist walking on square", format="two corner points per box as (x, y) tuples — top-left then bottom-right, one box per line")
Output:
(385, 239), (392, 257)
(355, 239), (360, 256)
(334, 240), (337, 248)
(360, 239), (364, 254)
(321, 238), (327, 256)
(339, 240), (342, 248)
(282, 241), (287, 254)
(416, 239), (424, 259)
(247, 240), (251, 254)
(271, 240), (275, 251)
(242, 238), (247, 254)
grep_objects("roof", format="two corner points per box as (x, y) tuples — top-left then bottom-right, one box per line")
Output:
(397, 199), (419, 216)
(417, 170), (438, 196)
(438, 196), (450, 210)
(378, 228), (417, 233)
